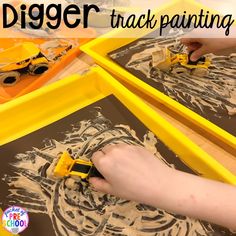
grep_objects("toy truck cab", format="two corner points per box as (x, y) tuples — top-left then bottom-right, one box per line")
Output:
(0, 42), (49, 86)
(152, 46), (211, 77)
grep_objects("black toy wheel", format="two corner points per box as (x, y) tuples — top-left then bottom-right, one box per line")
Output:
(30, 63), (49, 75)
(0, 71), (20, 86)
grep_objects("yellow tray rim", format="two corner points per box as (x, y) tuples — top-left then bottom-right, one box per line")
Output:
(1, 66), (236, 236)
(80, 0), (236, 150)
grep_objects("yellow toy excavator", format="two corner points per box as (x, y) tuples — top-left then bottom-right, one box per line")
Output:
(53, 151), (103, 180)
(0, 42), (49, 86)
(152, 46), (211, 77)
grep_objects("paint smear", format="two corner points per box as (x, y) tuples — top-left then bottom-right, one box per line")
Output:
(2, 109), (235, 236)
(109, 34), (236, 136)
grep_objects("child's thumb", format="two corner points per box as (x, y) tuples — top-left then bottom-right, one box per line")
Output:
(89, 177), (113, 194)
(191, 47), (207, 61)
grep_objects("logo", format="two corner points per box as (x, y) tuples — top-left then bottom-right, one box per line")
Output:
(2, 206), (29, 235)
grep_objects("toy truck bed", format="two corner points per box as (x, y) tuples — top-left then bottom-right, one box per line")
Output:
(0, 42), (40, 67)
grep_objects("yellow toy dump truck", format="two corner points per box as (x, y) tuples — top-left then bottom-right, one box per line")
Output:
(152, 46), (211, 77)
(0, 42), (49, 86)
(53, 151), (103, 180)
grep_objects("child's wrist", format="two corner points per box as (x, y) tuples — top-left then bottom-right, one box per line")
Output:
(145, 167), (178, 207)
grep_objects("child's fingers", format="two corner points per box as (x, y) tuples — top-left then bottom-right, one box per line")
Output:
(89, 177), (113, 194)
(102, 143), (128, 155)
(101, 144), (116, 154)
(91, 150), (107, 172)
(186, 42), (201, 52)
(190, 47), (207, 61)
(92, 150), (105, 163)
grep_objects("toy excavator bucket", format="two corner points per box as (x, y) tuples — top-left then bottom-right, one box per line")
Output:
(53, 151), (74, 178)
(152, 46), (172, 71)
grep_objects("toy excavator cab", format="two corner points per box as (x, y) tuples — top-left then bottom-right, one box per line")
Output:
(53, 151), (103, 180)
(151, 45), (211, 77)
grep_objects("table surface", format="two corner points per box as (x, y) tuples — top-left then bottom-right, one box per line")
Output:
(46, 53), (236, 176)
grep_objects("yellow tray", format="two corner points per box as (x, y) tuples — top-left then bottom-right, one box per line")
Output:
(80, 0), (236, 151)
(0, 209), (13, 236)
(1, 66), (236, 183)
(0, 66), (236, 235)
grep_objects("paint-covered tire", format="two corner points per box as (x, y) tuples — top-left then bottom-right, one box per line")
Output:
(0, 71), (20, 86)
(172, 66), (189, 75)
(29, 63), (49, 75)
(192, 68), (208, 77)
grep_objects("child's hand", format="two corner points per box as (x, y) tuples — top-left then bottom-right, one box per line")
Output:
(181, 38), (236, 61)
(89, 144), (236, 230)
(89, 144), (173, 204)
